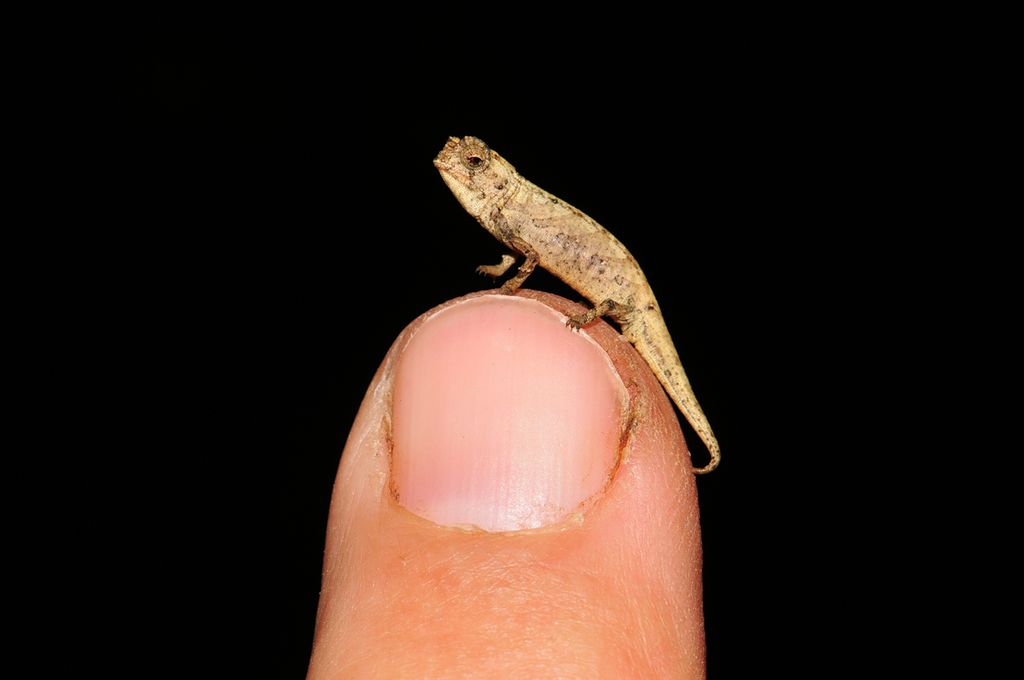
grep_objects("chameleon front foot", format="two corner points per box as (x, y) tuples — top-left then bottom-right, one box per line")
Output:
(496, 239), (538, 295)
(476, 254), (516, 279)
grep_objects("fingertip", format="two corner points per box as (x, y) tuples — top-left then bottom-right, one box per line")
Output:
(311, 291), (704, 677)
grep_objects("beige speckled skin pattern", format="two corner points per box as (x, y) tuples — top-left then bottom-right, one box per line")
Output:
(434, 136), (720, 474)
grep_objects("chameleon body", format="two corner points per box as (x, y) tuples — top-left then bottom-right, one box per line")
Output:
(434, 136), (720, 474)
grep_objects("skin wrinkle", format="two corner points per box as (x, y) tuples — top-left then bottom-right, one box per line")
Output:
(391, 552), (604, 672)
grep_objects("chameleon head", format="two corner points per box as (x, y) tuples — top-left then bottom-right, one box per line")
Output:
(433, 136), (516, 219)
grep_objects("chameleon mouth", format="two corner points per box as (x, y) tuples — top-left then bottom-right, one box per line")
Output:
(433, 136), (462, 167)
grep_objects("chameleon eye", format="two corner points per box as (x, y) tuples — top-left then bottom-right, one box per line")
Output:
(459, 140), (490, 171)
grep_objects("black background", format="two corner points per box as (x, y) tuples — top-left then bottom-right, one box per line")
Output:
(105, 43), (901, 678)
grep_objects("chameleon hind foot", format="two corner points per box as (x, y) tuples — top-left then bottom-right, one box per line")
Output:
(566, 299), (628, 331)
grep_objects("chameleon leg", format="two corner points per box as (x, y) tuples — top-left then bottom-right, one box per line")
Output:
(498, 239), (539, 295)
(476, 254), (516, 278)
(566, 299), (632, 331)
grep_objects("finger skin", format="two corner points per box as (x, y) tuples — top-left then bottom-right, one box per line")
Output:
(308, 290), (704, 679)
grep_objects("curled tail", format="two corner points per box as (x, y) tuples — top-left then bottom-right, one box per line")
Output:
(630, 317), (721, 474)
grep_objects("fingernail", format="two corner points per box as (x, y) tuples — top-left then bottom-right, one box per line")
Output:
(392, 296), (626, 531)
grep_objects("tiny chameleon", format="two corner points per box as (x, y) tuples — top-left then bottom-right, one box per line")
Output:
(434, 136), (720, 474)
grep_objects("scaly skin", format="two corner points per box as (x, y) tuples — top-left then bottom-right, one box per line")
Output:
(434, 136), (720, 474)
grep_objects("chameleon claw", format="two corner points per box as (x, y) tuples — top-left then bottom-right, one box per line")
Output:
(476, 254), (517, 279)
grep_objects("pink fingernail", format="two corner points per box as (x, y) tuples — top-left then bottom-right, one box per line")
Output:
(391, 296), (625, 531)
